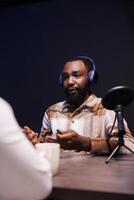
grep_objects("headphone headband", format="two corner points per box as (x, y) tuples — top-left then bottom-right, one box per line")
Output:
(75, 55), (96, 71)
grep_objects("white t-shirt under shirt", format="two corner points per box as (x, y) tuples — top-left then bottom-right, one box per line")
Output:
(0, 97), (52, 200)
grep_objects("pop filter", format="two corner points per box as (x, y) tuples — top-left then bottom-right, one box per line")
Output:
(102, 86), (134, 110)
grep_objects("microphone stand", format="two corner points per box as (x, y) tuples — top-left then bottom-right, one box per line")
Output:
(105, 104), (134, 164)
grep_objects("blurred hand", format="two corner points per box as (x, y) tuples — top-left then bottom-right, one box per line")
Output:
(40, 128), (53, 137)
(56, 130), (91, 151)
(39, 128), (55, 143)
(44, 135), (57, 143)
(22, 126), (41, 145)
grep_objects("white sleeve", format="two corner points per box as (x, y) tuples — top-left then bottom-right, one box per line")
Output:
(0, 98), (52, 200)
(104, 109), (131, 135)
(104, 109), (118, 135)
(41, 110), (51, 131)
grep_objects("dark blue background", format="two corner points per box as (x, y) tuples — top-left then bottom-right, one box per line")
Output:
(0, 0), (134, 132)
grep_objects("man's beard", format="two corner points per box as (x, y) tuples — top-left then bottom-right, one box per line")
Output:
(66, 91), (83, 104)
(64, 84), (90, 106)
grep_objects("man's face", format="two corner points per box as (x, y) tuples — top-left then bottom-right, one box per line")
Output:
(63, 60), (90, 103)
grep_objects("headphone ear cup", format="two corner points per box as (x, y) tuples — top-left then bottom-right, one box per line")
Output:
(88, 70), (98, 85)
(88, 70), (95, 84)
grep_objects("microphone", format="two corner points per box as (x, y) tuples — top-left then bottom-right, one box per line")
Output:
(101, 86), (134, 163)
(101, 86), (134, 111)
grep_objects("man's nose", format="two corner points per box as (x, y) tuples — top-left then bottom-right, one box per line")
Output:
(68, 76), (75, 84)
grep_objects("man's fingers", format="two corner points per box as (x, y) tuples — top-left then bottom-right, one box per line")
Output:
(23, 126), (31, 132)
(57, 130), (65, 135)
(23, 126), (30, 129)
(45, 136), (57, 143)
(57, 132), (75, 139)
(57, 129), (73, 135)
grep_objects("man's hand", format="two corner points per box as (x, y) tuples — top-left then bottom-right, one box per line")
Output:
(23, 126), (57, 144)
(22, 126), (41, 145)
(40, 128), (57, 143)
(44, 135), (57, 143)
(56, 129), (91, 151)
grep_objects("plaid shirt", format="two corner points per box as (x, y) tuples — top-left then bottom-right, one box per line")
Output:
(41, 94), (134, 153)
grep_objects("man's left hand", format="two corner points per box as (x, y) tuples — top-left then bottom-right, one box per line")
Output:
(57, 130), (91, 151)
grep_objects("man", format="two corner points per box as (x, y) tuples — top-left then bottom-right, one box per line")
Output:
(0, 97), (52, 200)
(25, 56), (134, 154)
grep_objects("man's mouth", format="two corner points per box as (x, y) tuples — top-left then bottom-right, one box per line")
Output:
(67, 88), (78, 95)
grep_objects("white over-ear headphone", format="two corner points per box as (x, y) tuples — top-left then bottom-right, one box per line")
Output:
(59, 55), (98, 86)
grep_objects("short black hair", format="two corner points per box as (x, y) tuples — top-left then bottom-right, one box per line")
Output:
(63, 56), (93, 73)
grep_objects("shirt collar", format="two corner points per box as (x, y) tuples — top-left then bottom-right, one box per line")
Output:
(63, 94), (102, 113)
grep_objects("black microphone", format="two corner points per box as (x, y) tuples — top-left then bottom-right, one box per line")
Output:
(102, 86), (134, 163)
(101, 86), (134, 111)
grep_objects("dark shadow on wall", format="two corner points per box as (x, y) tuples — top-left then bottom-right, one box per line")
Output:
(0, 0), (48, 7)
(0, 0), (134, 132)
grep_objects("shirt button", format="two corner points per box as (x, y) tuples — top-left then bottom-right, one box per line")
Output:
(72, 120), (74, 123)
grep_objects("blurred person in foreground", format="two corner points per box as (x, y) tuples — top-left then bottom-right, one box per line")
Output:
(0, 97), (52, 200)
(24, 56), (134, 154)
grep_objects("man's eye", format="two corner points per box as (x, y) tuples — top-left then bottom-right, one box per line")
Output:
(63, 74), (68, 80)
(73, 73), (81, 77)
(62, 73), (81, 80)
